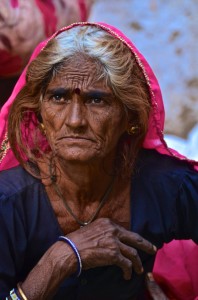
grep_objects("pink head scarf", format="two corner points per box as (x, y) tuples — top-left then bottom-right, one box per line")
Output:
(0, 22), (198, 171)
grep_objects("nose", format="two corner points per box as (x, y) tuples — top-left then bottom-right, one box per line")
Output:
(65, 98), (87, 130)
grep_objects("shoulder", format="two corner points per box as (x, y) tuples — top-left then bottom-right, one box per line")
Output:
(134, 149), (196, 184)
(0, 165), (49, 243)
(131, 149), (198, 245)
(0, 165), (41, 200)
(132, 149), (198, 220)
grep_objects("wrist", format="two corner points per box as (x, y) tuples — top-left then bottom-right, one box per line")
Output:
(50, 240), (80, 278)
(58, 236), (82, 277)
(19, 241), (78, 299)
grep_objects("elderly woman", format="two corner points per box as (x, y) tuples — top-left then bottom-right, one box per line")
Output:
(0, 22), (198, 300)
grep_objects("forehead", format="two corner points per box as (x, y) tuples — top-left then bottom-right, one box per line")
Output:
(47, 54), (108, 91)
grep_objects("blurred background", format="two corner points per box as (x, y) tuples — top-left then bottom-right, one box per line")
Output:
(0, 0), (197, 158)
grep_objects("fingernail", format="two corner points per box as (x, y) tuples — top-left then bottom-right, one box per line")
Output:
(140, 267), (144, 273)
(146, 272), (155, 281)
(152, 245), (157, 252)
(137, 267), (144, 274)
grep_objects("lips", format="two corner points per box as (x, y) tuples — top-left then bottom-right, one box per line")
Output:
(58, 136), (95, 142)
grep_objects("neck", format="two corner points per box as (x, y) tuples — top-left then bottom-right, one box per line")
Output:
(41, 154), (116, 206)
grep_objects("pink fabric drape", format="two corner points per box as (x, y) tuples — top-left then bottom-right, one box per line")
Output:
(154, 240), (198, 300)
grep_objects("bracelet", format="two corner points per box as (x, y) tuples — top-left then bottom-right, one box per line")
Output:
(17, 283), (28, 300)
(10, 288), (21, 300)
(58, 236), (82, 277)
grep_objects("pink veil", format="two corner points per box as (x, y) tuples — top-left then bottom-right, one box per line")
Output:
(0, 22), (198, 299)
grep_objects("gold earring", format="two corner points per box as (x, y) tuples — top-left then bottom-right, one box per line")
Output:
(127, 125), (139, 135)
(39, 123), (46, 135)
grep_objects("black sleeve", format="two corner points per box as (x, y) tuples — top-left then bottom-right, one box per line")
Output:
(131, 150), (198, 248)
(0, 192), (27, 298)
(175, 171), (198, 243)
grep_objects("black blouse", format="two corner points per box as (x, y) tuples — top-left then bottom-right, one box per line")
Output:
(0, 149), (198, 299)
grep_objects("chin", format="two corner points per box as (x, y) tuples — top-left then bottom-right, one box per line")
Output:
(57, 150), (102, 163)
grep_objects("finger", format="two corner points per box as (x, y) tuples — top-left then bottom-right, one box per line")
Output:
(119, 242), (144, 274)
(146, 273), (169, 300)
(116, 225), (157, 254)
(92, 247), (133, 281)
(102, 243), (133, 280)
(115, 254), (133, 281)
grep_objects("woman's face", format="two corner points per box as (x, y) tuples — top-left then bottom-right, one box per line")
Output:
(40, 55), (128, 163)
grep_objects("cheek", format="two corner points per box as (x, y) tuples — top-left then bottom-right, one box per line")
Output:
(89, 110), (111, 137)
(109, 112), (127, 143)
(106, 120), (126, 146)
(41, 105), (65, 131)
(91, 109), (126, 145)
(40, 107), (63, 150)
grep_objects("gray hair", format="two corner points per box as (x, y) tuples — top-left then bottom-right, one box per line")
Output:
(28, 26), (150, 118)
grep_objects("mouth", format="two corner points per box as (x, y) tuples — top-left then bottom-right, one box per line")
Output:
(58, 136), (95, 142)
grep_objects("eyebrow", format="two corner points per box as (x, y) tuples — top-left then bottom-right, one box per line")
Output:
(45, 88), (70, 97)
(85, 90), (112, 99)
(45, 88), (112, 98)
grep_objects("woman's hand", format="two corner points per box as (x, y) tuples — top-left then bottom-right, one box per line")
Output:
(67, 218), (157, 280)
(20, 218), (157, 299)
(146, 273), (169, 300)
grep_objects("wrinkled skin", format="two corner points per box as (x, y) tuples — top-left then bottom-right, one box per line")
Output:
(41, 55), (127, 164)
(21, 218), (157, 299)
(17, 56), (160, 300)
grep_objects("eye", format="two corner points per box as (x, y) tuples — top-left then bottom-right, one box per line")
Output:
(53, 94), (63, 101)
(92, 98), (103, 104)
(86, 97), (104, 105)
(44, 88), (71, 104)
(50, 93), (69, 103)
